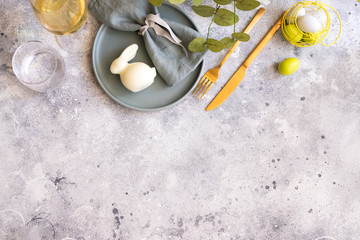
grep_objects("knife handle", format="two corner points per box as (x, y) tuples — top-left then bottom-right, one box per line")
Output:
(243, 8), (266, 34)
(217, 8), (266, 68)
(243, 14), (284, 69)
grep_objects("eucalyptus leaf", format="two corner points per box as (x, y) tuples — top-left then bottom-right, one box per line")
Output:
(188, 37), (207, 52)
(148, 0), (257, 55)
(214, 8), (239, 26)
(207, 38), (224, 52)
(191, 5), (216, 17)
(168, 0), (186, 4)
(220, 37), (234, 48)
(213, 0), (233, 5)
(192, 0), (204, 6)
(235, 0), (260, 11)
(231, 32), (250, 41)
(148, 0), (164, 7)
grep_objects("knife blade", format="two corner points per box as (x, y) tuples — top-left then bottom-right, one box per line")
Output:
(206, 15), (284, 111)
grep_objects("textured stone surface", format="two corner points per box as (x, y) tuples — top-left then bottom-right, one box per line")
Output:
(1, 0), (360, 239)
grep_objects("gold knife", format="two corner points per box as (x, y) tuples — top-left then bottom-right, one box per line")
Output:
(206, 15), (284, 111)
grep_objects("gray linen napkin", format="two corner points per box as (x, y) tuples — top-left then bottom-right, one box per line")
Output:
(89, 0), (207, 86)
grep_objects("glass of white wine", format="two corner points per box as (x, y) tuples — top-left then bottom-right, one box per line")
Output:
(30, 0), (90, 53)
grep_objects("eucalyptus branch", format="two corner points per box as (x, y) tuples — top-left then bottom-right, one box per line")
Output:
(150, 0), (260, 53)
(207, 4), (220, 41)
(233, 0), (236, 34)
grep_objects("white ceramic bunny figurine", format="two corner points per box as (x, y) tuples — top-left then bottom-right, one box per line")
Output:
(110, 44), (156, 92)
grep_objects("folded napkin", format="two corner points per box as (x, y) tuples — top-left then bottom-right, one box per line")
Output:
(89, 0), (207, 86)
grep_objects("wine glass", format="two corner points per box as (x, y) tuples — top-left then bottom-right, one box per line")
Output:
(29, 0), (91, 53)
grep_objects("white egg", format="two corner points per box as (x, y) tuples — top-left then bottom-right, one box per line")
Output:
(297, 15), (322, 33)
(306, 10), (327, 27)
(286, 5), (306, 24)
(110, 44), (156, 93)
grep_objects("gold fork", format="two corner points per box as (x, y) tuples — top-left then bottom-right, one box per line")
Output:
(192, 7), (266, 100)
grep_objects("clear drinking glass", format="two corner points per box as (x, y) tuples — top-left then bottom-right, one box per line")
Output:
(12, 41), (66, 92)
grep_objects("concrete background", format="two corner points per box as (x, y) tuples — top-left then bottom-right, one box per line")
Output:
(0, 0), (359, 239)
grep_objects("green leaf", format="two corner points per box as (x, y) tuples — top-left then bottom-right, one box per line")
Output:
(213, 0), (233, 5)
(191, 5), (216, 17)
(168, 0), (186, 4)
(192, 0), (204, 6)
(188, 37), (207, 52)
(214, 8), (239, 26)
(220, 37), (234, 48)
(207, 38), (224, 52)
(235, 0), (260, 11)
(231, 32), (250, 41)
(148, 0), (164, 6)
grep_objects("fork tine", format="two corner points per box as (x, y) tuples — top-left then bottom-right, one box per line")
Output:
(195, 79), (211, 98)
(192, 77), (205, 95)
(192, 77), (207, 96)
(195, 78), (211, 99)
(195, 80), (212, 99)
(197, 82), (214, 100)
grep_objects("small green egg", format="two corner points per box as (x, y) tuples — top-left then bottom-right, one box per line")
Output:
(302, 32), (322, 44)
(278, 58), (300, 75)
(284, 24), (303, 43)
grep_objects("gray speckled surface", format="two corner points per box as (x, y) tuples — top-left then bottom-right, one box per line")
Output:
(1, 0), (360, 239)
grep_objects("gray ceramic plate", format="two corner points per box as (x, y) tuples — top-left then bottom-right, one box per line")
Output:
(92, 3), (204, 111)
